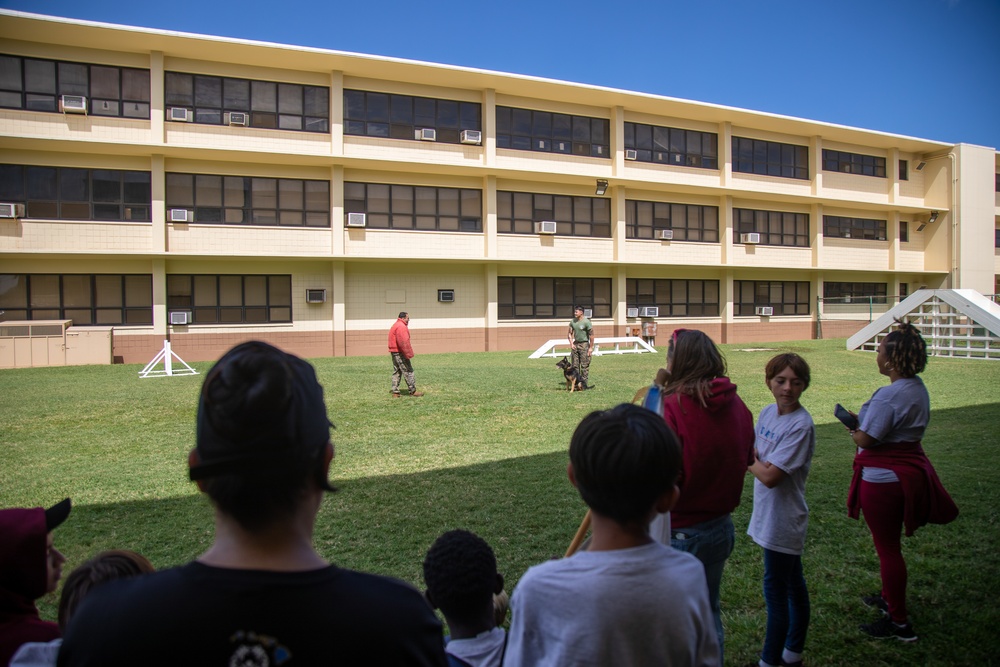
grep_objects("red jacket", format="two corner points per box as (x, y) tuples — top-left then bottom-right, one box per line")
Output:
(0, 507), (60, 666)
(662, 377), (755, 528)
(388, 319), (414, 359)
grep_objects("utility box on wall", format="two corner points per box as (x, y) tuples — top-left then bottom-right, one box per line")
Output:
(0, 320), (113, 368)
(66, 327), (113, 366)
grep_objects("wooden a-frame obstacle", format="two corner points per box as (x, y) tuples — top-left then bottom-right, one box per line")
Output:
(139, 339), (199, 378)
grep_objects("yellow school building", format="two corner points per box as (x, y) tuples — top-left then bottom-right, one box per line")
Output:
(1, 10), (998, 363)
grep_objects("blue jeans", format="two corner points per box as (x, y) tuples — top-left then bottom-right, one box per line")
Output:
(761, 549), (809, 665)
(672, 514), (734, 663)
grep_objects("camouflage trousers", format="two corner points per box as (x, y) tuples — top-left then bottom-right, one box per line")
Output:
(571, 341), (591, 386)
(390, 352), (416, 394)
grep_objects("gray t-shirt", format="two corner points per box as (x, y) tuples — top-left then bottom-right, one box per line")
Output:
(858, 376), (930, 483)
(747, 404), (815, 555)
(504, 542), (719, 666)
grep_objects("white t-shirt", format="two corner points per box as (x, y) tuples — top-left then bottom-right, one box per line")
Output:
(858, 376), (930, 483)
(747, 404), (815, 555)
(503, 541), (719, 667)
(447, 627), (506, 667)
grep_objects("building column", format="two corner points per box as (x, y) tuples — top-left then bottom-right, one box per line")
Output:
(484, 89), (496, 168)
(612, 105), (625, 177)
(152, 258), (166, 337)
(721, 195), (733, 265)
(720, 268), (734, 344)
(614, 264), (627, 332)
(332, 260), (346, 356)
(720, 122), (732, 188)
(330, 71), (343, 156)
(485, 262), (498, 351)
(485, 175), (497, 259)
(332, 165), (344, 256)
(612, 184), (625, 262)
(150, 154), (166, 254)
(811, 135), (822, 197)
(150, 51), (164, 143)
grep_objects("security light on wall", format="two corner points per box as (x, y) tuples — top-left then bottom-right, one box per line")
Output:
(595, 179), (609, 196)
(916, 211), (939, 232)
(914, 161), (927, 171)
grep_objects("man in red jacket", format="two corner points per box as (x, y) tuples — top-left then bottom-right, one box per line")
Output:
(388, 312), (424, 397)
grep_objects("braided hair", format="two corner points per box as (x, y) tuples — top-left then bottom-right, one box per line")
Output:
(882, 318), (928, 378)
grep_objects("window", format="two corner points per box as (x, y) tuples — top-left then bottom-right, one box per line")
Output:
(823, 282), (888, 304)
(0, 55), (150, 118)
(623, 122), (718, 169)
(0, 274), (152, 325)
(498, 277), (611, 320)
(899, 160), (909, 181)
(734, 281), (810, 316)
(344, 182), (481, 232)
(166, 173), (329, 227)
(166, 275), (291, 324)
(497, 191), (611, 237)
(0, 164), (151, 221)
(995, 228), (1000, 248)
(900, 221), (909, 243)
(625, 279), (720, 317)
(344, 90), (480, 144)
(732, 137), (809, 180)
(496, 107), (609, 158)
(995, 173), (999, 192)
(899, 283), (909, 298)
(734, 208), (809, 247)
(626, 200), (719, 242)
(823, 215), (887, 240)
(166, 72), (328, 132)
(822, 149), (886, 177)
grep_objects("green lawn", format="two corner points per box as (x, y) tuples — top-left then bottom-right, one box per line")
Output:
(2, 338), (998, 666)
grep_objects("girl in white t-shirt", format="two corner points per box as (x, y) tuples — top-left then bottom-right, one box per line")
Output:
(747, 353), (815, 667)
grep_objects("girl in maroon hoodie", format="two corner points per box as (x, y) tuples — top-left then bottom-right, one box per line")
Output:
(655, 329), (755, 663)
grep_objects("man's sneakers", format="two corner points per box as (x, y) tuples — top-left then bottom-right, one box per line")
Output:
(860, 616), (918, 642)
(862, 593), (889, 616)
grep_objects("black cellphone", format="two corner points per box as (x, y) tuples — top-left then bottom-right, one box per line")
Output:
(834, 403), (859, 431)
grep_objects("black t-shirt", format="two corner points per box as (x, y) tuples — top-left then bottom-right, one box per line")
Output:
(58, 562), (446, 666)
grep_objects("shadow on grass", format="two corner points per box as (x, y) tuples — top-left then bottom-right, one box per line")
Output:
(41, 402), (1000, 667)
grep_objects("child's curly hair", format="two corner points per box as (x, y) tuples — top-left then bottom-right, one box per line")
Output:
(883, 319), (928, 378)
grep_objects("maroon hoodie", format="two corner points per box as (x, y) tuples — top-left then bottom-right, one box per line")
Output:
(662, 377), (756, 529)
(0, 507), (60, 666)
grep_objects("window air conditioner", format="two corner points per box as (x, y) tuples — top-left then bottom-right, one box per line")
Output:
(169, 311), (192, 325)
(741, 232), (761, 244)
(168, 107), (192, 122)
(658, 229), (674, 240)
(460, 130), (482, 145)
(625, 149), (638, 161)
(626, 307), (639, 318)
(0, 203), (25, 219)
(640, 306), (659, 317)
(169, 209), (191, 223)
(416, 128), (437, 141)
(305, 289), (327, 304)
(583, 309), (593, 318)
(346, 212), (367, 227)
(437, 289), (455, 302)
(225, 111), (248, 126)
(534, 220), (557, 234)
(59, 95), (88, 114)
(755, 306), (774, 316)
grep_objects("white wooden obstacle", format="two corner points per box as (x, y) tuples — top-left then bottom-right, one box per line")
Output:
(530, 336), (658, 359)
(139, 340), (199, 378)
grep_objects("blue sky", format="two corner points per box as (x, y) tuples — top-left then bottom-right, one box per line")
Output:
(2, 0), (997, 149)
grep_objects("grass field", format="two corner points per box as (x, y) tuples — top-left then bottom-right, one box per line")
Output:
(2, 338), (998, 666)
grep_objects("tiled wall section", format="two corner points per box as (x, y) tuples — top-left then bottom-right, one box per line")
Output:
(114, 330), (336, 364)
(345, 326), (487, 357)
(726, 320), (814, 344)
(0, 221), (153, 253)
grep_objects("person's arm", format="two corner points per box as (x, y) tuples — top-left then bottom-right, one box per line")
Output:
(749, 454), (787, 488)
(567, 322), (574, 345)
(587, 327), (594, 353)
(852, 429), (879, 449)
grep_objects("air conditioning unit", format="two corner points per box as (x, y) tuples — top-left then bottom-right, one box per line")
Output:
(741, 232), (761, 244)
(658, 229), (674, 240)
(305, 289), (327, 304)
(755, 306), (774, 316)
(583, 309), (593, 318)
(640, 306), (659, 317)
(437, 289), (455, 302)
(625, 149), (638, 161)
(169, 209), (191, 223)
(0, 203), (25, 219)
(168, 107), (192, 122)
(169, 311), (192, 325)
(460, 129), (481, 145)
(225, 111), (248, 126)
(415, 128), (437, 141)
(59, 95), (87, 114)
(535, 220), (557, 235)
(626, 307), (639, 318)
(346, 212), (367, 227)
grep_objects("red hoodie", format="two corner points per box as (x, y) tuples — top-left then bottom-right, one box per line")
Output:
(388, 318), (414, 359)
(662, 377), (756, 528)
(0, 507), (60, 666)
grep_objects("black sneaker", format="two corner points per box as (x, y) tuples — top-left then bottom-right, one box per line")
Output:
(862, 593), (889, 616)
(859, 617), (918, 642)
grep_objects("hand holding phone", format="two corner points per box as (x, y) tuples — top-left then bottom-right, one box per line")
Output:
(834, 403), (859, 431)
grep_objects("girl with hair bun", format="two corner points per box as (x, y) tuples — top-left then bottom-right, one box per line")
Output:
(843, 319), (958, 643)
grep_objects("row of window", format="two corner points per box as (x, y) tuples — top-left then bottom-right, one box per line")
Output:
(3, 55), (916, 182)
(1, 274), (902, 325)
(1, 164), (911, 243)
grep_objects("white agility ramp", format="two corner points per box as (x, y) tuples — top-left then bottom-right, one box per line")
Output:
(139, 340), (199, 378)
(847, 289), (1000, 360)
(530, 336), (658, 359)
